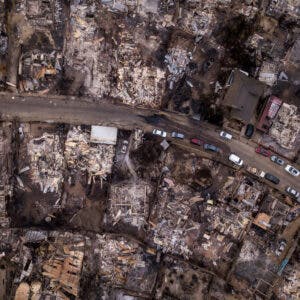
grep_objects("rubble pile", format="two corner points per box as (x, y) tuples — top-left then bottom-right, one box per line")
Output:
(165, 47), (192, 89)
(109, 179), (151, 229)
(0, 123), (13, 228)
(151, 184), (201, 259)
(42, 242), (84, 297)
(64, 0), (112, 97)
(234, 178), (264, 211)
(65, 126), (115, 178)
(178, 9), (215, 37)
(114, 65), (166, 108)
(96, 235), (156, 293)
(269, 103), (299, 149)
(27, 133), (64, 194)
(19, 50), (62, 92)
(277, 261), (300, 299)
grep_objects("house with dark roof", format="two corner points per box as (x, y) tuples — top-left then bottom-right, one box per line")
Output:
(223, 69), (265, 124)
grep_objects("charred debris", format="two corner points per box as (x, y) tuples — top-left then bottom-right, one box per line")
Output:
(0, 0), (300, 299)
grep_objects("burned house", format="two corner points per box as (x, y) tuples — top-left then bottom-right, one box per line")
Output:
(223, 69), (265, 124)
(108, 179), (152, 230)
(0, 122), (13, 228)
(269, 103), (299, 150)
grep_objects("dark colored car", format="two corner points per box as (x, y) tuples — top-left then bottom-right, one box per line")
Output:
(204, 143), (220, 152)
(270, 155), (284, 165)
(245, 124), (254, 138)
(255, 146), (271, 157)
(190, 138), (204, 146)
(264, 173), (280, 185)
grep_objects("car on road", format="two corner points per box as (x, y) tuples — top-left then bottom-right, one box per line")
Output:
(171, 132), (185, 139)
(270, 155), (284, 165)
(264, 173), (280, 184)
(229, 154), (243, 166)
(285, 186), (300, 199)
(190, 138), (204, 146)
(255, 146), (271, 157)
(220, 131), (232, 140)
(245, 124), (254, 138)
(285, 165), (300, 177)
(204, 144), (220, 152)
(152, 129), (167, 138)
(120, 140), (129, 154)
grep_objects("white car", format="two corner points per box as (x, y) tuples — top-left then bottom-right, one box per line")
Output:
(171, 132), (185, 139)
(220, 131), (232, 140)
(286, 187), (300, 199)
(152, 129), (167, 138)
(285, 165), (300, 177)
(229, 154), (243, 166)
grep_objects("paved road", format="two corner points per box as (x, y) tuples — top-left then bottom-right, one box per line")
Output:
(0, 92), (299, 194)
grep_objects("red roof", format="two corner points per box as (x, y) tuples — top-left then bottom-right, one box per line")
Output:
(256, 96), (282, 133)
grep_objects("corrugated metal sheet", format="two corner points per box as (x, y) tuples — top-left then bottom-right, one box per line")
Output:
(90, 126), (117, 145)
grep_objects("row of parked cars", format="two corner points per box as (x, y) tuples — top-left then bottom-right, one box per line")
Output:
(152, 128), (299, 200)
(256, 146), (300, 176)
(254, 145), (300, 199)
(153, 129), (222, 153)
(152, 129), (185, 139)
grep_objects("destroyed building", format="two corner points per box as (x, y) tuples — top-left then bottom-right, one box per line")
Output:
(0, 122), (13, 228)
(0, 1), (300, 299)
(108, 179), (152, 231)
(269, 103), (299, 150)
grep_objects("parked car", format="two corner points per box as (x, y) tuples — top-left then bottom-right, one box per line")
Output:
(152, 129), (167, 138)
(120, 140), (129, 154)
(270, 155), (284, 166)
(204, 144), (220, 152)
(275, 239), (287, 256)
(264, 173), (280, 184)
(229, 154), (243, 166)
(285, 165), (300, 177)
(220, 131), (232, 140)
(255, 146), (271, 157)
(245, 124), (254, 138)
(285, 186), (300, 199)
(190, 138), (204, 146)
(171, 132), (185, 139)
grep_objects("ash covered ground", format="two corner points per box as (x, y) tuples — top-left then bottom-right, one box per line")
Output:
(0, 0), (300, 299)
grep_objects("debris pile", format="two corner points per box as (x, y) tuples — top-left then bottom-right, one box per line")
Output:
(19, 50), (62, 92)
(64, 1), (111, 97)
(27, 133), (64, 193)
(151, 184), (199, 259)
(109, 179), (151, 229)
(165, 47), (192, 89)
(65, 126), (115, 179)
(0, 123), (12, 228)
(269, 103), (299, 149)
(114, 66), (166, 107)
(96, 234), (157, 293)
(42, 242), (84, 297)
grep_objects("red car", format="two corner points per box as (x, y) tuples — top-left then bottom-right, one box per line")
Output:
(255, 146), (271, 157)
(190, 138), (204, 146)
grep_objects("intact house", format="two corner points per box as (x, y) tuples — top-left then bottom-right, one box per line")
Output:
(222, 69), (265, 125)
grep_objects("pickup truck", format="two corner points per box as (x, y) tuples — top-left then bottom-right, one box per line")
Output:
(246, 166), (265, 178)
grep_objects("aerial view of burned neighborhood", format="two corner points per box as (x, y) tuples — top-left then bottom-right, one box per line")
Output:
(0, 0), (300, 299)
